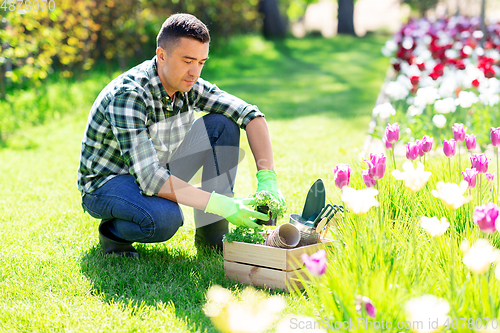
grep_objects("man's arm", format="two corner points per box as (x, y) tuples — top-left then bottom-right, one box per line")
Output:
(157, 175), (211, 210)
(245, 116), (275, 171)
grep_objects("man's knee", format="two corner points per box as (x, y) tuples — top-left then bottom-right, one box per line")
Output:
(143, 205), (184, 243)
(203, 113), (240, 145)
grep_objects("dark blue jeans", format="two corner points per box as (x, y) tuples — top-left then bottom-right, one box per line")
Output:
(81, 113), (241, 243)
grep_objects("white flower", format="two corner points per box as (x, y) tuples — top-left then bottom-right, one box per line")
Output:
(204, 285), (286, 333)
(382, 39), (398, 57)
(431, 181), (472, 209)
(420, 216), (450, 237)
(392, 161), (431, 192)
(416, 86), (439, 105)
(404, 295), (450, 333)
(341, 187), (379, 214)
(372, 102), (396, 118)
(457, 91), (479, 108)
(434, 98), (456, 114)
(462, 239), (500, 274)
(432, 114), (447, 128)
(385, 81), (409, 101)
(408, 105), (424, 117)
(438, 77), (458, 98)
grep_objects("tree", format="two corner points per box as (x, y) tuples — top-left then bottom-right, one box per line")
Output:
(337, 0), (356, 35)
(259, 0), (287, 38)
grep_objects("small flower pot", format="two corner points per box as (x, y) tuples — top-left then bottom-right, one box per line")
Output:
(256, 205), (277, 226)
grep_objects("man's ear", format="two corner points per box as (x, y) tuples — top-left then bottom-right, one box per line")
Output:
(156, 47), (166, 64)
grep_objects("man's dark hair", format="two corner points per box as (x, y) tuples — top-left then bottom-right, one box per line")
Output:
(156, 13), (210, 53)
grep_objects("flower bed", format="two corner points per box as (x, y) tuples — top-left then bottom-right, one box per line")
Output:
(375, 16), (500, 149)
(204, 17), (500, 333)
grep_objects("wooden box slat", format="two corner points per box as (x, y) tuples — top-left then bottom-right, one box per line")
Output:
(224, 261), (308, 292)
(223, 239), (333, 292)
(223, 240), (333, 271)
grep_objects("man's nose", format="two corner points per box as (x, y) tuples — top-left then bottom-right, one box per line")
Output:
(188, 64), (202, 77)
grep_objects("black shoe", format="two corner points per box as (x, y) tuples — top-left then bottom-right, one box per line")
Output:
(99, 221), (139, 259)
(194, 218), (228, 253)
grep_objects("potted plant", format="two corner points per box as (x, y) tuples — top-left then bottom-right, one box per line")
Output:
(253, 191), (287, 226)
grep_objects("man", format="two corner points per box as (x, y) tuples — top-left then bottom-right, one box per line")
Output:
(77, 13), (286, 257)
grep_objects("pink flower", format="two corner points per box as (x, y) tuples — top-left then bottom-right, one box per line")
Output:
(383, 137), (393, 149)
(452, 123), (467, 142)
(470, 154), (490, 173)
(334, 164), (351, 189)
(356, 295), (376, 319)
(406, 142), (419, 160)
(473, 202), (500, 233)
(486, 173), (495, 181)
(415, 139), (425, 157)
(462, 168), (478, 189)
(362, 169), (377, 188)
(365, 153), (386, 181)
(465, 134), (477, 151)
(301, 249), (327, 276)
(385, 123), (400, 144)
(443, 139), (456, 157)
(421, 135), (433, 153)
(491, 127), (500, 147)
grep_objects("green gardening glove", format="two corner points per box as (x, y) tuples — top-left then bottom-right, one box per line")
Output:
(256, 170), (287, 207)
(204, 192), (268, 229)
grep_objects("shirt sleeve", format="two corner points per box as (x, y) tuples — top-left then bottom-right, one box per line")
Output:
(106, 91), (171, 196)
(192, 78), (265, 129)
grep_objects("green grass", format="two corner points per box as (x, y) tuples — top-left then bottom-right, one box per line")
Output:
(0, 34), (389, 332)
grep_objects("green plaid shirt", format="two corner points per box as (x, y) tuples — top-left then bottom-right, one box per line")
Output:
(77, 56), (264, 196)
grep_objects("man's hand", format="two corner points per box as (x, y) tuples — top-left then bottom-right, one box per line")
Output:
(204, 192), (268, 228)
(256, 170), (287, 207)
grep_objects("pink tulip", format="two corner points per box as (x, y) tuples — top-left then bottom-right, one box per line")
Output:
(333, 164), (351, 189)
(491, 127), (500, 147)
(452, 123), (467, 142)
(443, 139), (456, 157)
(465, 134), (477, 151)
(301, 249), (327, 276)
(383, 136), (393, 149)
(365, 153), (386, 181)
(362, 169), (377, 188)
(415, 139), (425, 157)
(486, 173), (495, 181)
(462, 168), (478, 189)
(473, 202), (500, 233)
(356, 295), (377, 319)
(470, 154), (490, 173)
(422, 135), (433, 153)
(406, 142), (419, 160)
(385, 123), (400, 144)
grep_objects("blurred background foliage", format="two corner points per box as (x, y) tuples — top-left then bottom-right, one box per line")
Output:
(0, 0), (265, 94)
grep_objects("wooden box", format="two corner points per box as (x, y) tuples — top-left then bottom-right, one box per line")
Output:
(223, 240), (332, 292)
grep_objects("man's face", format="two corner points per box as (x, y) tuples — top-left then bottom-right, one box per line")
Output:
(156, 37), (209, 97)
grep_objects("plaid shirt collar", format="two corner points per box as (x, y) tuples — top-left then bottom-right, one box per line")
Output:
(148, 56), (184, 106)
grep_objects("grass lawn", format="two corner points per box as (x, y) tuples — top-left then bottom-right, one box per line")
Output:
(0, 34), (389, 332)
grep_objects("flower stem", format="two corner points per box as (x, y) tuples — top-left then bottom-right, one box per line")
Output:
(391, 147), (396, 170)
(448, 158), (452, 183)
(458, 144), (462, 182)
(497, 147), (499, 204)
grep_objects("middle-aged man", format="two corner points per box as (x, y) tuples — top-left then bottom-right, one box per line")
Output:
(77, 13), (286, 257)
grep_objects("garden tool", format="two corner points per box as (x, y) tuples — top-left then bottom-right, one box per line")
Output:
(290, 179), (343, 246)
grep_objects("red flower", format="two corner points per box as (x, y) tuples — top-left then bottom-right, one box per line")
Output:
(472, 79), (480, 88)
(410, 76), (420, 85)
(455, 59), (466, 70)
(417, 62), (426, 71)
